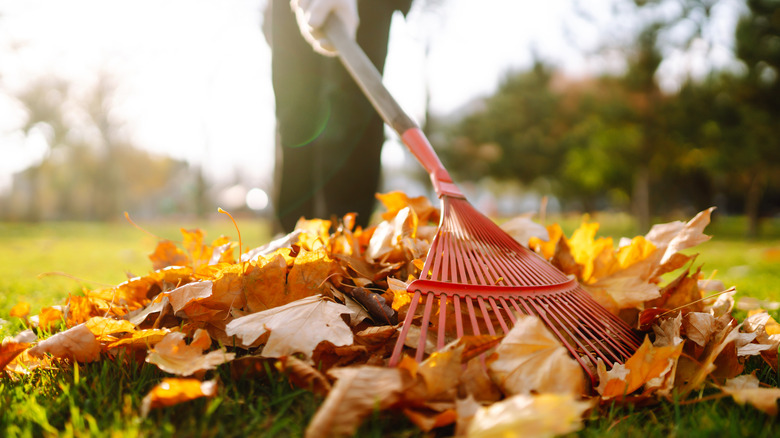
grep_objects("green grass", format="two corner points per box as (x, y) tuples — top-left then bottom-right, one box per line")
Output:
(1, 217), (780, 437)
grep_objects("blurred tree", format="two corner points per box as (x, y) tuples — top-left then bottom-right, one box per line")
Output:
(725, 0), (780, 236)
(15, 77), (71, 221)
(440, 63), (563, 190)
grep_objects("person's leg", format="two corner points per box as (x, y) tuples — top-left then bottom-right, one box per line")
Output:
(270, 0), (329, 232)
(320, 1), (398, 228)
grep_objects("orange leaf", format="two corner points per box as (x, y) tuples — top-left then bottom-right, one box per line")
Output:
(108, 329), (170, 349)
(9, 301), (30, 318)
(597, 337), (683, 399)
(243, 254), (289, 312)
(37, 306), (64, 331)
(149, 240), (189, 270)
(146, 330), (234, 376)
(376, 191), (440, 224)
(1, 342), (30, 369)
(141, 378), (217, 416)
(286, 248), (336, 301)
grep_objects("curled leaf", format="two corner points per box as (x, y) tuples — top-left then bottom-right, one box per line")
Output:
(141, 378), (217, 417)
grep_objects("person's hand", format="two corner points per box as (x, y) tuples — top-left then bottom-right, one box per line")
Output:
(290, 0), (358, 56)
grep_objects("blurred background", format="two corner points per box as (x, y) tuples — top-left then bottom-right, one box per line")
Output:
(1, 0), (778, 237)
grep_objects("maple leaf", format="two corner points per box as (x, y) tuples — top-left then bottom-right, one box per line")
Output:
(488, 315), (586, 396)
(243, 254), (288, 312)
(376, 191), (439, 224)
(145, 329), (234, 376)
(466, 393), (593, 438)
(225, 295), (355, 359)
(286, 248), (338, 301)
(149, 240), (189, 270)
(646, 207), (715, 265)
(140, 378), (217, 417)
(596, 337), (683, 399)
(28, 323), (101, 363)
(721, 373), (780, 415)
(305, 365), (413, 438)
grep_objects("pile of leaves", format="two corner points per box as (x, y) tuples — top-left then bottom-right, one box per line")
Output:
(3, 191), (780, 437)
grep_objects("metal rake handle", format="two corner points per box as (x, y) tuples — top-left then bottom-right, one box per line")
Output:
(322, 15), (463, 198)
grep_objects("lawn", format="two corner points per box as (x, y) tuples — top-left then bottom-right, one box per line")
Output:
(1, 215), (779, 437)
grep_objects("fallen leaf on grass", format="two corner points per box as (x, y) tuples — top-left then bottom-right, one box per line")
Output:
(225, 295), (354, 360)
(85, 316), (136, 339)
(722, 373), (780, 415)
(141, 378), (217, 417)
(305, 365), (412, 438)
(108, 329), (170, 349)
(1, 341), (30, 370)
(146, 329), (234, 376)
(488, 315), (586, 396)
(596, 337), (683, 399)
(28, 323), (100, 363)
(466, 393), (593, 438)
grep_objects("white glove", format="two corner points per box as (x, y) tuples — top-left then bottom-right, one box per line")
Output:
(290, 0), (358, 56)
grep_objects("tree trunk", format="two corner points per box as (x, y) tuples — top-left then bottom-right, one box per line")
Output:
(745, 170), (765, 239)
(633, 165), (651, 233)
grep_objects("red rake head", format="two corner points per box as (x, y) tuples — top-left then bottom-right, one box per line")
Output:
(388, 197), (641, 386)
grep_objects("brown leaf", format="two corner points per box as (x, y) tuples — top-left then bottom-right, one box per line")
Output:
(488, 315), (586, 396)
(225, 295), (354, 359)
(141, 378), (217, 417)
(29, 323), (100, 363)
(722, 374), (780, 415)
(683, 312), (718, 347)
(305, 365), (412, 438)
(278, 355), (332, 396)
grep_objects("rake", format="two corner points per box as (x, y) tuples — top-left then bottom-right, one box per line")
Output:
(323, 16), (641, 385)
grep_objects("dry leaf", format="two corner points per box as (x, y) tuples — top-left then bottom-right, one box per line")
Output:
(376, 191), (439, 224)
(488, 315), (586, 396)
(499, 215), (549, 247)
(141, 378), (217, 417)
(646, 207), (714, 265)
(597, 337), (683, 399)
(467, 393), (592, 438)
(108, 329), (170, 349)
(84, 316), (136, 339)
(28, 323), (100, 363)
(278, 355), (332, 396)
(305, 365), (412, 438)
(1, 341), (30, 370)
(146, 329), (234, 376)
(225, 295), (354, 360)
(722, 374), (780, 415)
(149, 240), (188, 270)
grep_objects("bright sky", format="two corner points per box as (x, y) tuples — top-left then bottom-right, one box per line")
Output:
(0, 0), (742, 193)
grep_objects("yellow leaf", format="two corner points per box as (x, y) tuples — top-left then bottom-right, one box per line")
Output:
(286, 248), (337, 301)
(108, 329), (169, 349)
(9, 301), (30, 318)
(84, 316), (136, 339)
(467, 393), (592, 438)
(243, 254), (289, 312)
(529, 223), (563, 260)
(141, 378), (217, 417)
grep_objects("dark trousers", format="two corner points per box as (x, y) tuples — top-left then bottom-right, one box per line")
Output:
(271, 0), (411, 232)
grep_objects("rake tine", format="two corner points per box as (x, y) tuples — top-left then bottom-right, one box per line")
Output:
(416, 293), (437, 362)
(437, 294), (448, 350)
(390, 290), (422, 366)
(569, 289), (641, 349)
(477, 297), (496, 335)
(488, 296), (510, 334)
(537, 295), (611, 365)
(453, 295), (464, 338)
(466, 297), (481, 336)
(499, 297), (517, 324)
(557, 291), (637, 360)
